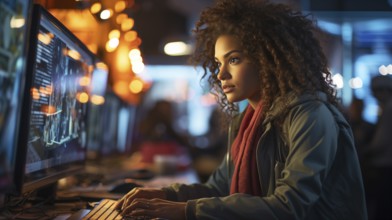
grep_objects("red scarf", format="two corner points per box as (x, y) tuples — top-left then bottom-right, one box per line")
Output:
(230, 103), (263, 195)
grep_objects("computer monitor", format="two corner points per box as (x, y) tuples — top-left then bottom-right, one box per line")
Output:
(86, 88), (137, 162)
(90, 61), (108, 99)
(88, 90), (121, 160)
(86, 61), (109, 160)
(14, 4), (94, 195)
(0, 0), (32, 199)
(117, 104), (137, 155)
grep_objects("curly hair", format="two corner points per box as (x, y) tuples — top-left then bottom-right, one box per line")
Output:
(190, 0), (339, 119)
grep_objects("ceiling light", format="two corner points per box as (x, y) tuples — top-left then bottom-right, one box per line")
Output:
(129, 79), (143, 94)
(163, 41), (193, 56)
(124, 31), (137, 42)
(100, 9), (113, 20)
(115, 1), (127, 12)
(379, 65), (388, 75)
(116, 13), (128, 24)
(10, 16), (25, 28)
(121, 18), (134, 31)
(90, 2), (102, 14)
(128, 48), (141, 58)
(349, 77), (363, 89)
(108, 38), (119, 49)
(132, 62), (145, 74)
(108, 29), (120, 39)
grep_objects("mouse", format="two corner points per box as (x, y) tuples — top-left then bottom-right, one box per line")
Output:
(109, 182), (142, 194)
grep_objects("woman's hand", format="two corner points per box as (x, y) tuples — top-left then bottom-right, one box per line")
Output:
(121, 198), (186, 220)
(115, 187), (166, 210)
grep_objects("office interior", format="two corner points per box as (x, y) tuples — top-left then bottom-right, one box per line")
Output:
(0, 0), (391, 219)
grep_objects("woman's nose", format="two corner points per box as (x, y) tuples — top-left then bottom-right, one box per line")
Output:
(217, 64), (229, 80)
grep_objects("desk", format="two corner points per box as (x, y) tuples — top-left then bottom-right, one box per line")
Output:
(0, 167), (199, 220)
(56, 168), (199, 200)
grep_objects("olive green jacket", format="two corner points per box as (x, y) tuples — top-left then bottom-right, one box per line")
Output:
(164, 92), (367, 220)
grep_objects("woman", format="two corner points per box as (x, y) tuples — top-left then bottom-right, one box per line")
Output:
(116, 0), (367, 219)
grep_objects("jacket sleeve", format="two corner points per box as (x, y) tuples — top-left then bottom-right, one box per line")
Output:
(163, 153), (231, 201)
(184, 102), (339, 220)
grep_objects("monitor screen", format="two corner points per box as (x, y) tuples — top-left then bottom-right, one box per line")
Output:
(117, 104), (137, 155)
(86, 89), (137, 161)
(87, 90), (121, 160)
(86, 61), (109, 160)
(0, 0), (32, 195)
(90, 61), (108, 98)
(15, 4), (93, 194)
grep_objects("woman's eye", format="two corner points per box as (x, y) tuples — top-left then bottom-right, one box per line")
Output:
(229, 57), (240, 64)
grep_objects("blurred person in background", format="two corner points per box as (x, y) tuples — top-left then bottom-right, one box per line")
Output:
(138, 100), (188, 146)
(135, 99), (191, 167)
(347, 97), (375, 158)
(346, 97), (375, 173)
(364, 75), (392, 220)
(191, 107), (228, 183)
(116, 0), (367, 219)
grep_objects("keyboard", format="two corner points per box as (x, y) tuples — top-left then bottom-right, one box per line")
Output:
(67, 199), (154, 220)
(82, 199), (122, 220)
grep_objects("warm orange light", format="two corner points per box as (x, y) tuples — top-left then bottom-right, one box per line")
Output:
(38, 33), (51, 45)
(39, 86), (49, 96)
(79, 76), (90, 86)
(129, 79), (143, 94)
(116, 13), (128, 25)
(115, 45), (131, 72)
(114, 1), (127, 12)
(121, 18), (134, 31)
(105, 42), (115, 52)
(47, 32), (54, 39)
(124, 30), (137, 42)
(100, 9), (113, 20)
(10, 16), (25, 28)
(77, 92), (89, 103)
(108, 29), (120, 39)
(89, 64), (94, 74)
(67, 49), (81, 60)
(90, 2), (102, 14)
(31, 87), (40, 100)
(41, 105), (57, 115)
(45, 85), (53, 95)
(91, 95), (105, 105)
(113, 81), (130, 96)
(96, 62), (108, 70)
(105, 38), (119, 53)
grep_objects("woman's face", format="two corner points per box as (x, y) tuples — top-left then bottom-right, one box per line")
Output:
(214, 35), (261, 108)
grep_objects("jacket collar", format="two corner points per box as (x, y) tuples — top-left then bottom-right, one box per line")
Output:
(229, 91), (328, 144)
(265, 91), (328, 122)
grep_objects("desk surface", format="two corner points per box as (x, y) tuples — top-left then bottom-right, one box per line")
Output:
(0, 167), (199, 220)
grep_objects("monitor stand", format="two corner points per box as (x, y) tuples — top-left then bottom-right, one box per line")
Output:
(3, 182), (68, 218)
(31, 182), (58, 205)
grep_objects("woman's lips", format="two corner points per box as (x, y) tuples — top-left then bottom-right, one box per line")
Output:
(222, 85), (235, 93)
